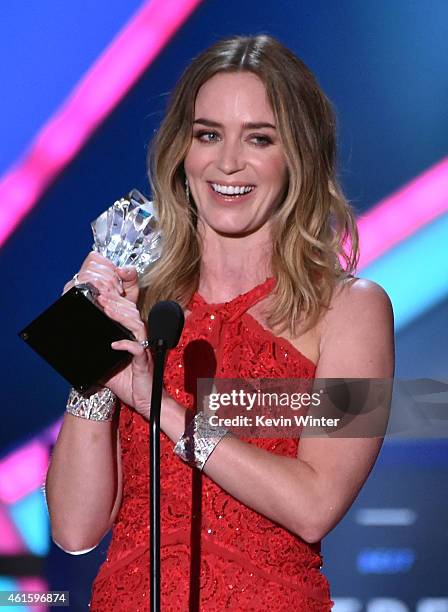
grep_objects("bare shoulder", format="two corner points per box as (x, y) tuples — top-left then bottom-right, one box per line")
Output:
(327, 276), (393, 322)
(316, 277), (394, 378)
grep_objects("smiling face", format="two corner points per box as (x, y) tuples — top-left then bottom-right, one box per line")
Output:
(184, 71), (289, 239)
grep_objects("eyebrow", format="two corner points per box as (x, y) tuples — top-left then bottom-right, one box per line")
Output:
(193, 118), (276, 130)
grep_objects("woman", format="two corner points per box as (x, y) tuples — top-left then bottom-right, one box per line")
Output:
(45, 35), (394, 611)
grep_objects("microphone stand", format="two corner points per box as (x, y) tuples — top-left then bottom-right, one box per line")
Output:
(147, 299), (184, 612)
(150, 338), (166, 612)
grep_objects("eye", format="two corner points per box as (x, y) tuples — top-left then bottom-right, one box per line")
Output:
(249, 134), (273, 146)
(193, 130), (220, 143)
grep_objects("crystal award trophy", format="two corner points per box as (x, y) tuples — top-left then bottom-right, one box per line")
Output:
(19, 189), (162, 392)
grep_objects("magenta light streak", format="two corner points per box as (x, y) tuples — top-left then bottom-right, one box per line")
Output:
(0, 503), (26, 554)
(0, 441), (48, 504)
(19, 577), (49, 612)
(357, 157), (448, 268)
(39, 417), (63, 447)
(0, 0), (203, 247)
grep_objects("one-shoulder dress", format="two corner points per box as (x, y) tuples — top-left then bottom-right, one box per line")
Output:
(89, 278), (333, 611)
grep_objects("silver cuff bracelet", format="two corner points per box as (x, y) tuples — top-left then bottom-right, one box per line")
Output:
(173, 411), (229, 471)
(65, 387), (118, 421)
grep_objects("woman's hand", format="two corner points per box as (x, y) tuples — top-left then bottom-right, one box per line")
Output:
(64, 252), (152, 419)
(96, 278), (153, 421)
(63, 252), (126, 296)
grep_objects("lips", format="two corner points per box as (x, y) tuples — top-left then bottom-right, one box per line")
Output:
(207, 182), (256, 204)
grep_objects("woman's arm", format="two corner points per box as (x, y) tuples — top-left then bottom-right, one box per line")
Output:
(45, 413), (123, 552)
(161, 278), (394, 543)
(45, 252), (131, 553)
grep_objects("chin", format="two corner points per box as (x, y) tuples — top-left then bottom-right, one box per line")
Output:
(215, 228), (253, 238)
(197, 210), (272, 239)
(211, 222), (266, 238)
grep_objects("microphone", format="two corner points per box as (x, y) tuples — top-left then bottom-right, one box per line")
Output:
(147, 300), (184, 612)
(148, 300), (185, 349)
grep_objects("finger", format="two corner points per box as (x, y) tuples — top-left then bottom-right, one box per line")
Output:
(82, 251), (117, 272)
(98, 293), (142, 315)
(63, 252), (123, 296)
(116, 267), (139, 300)
(101, 300), (146, 338)
(80, 253), (124, 291)
(111, 339), (145, 355)
(116, 267), (138, 287)
(62, 281), (75, 295)
(76, 269), (123, 295)
(97, 293), (138, 315)
(111, 341), (150, 371)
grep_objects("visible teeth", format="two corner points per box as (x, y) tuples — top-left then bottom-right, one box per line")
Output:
(211, 183), (254, 195)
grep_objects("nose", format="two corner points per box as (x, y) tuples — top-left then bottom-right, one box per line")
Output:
(216, 138), (246, 174)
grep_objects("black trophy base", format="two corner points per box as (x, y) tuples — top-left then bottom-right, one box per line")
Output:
(19, 287), (135, 393)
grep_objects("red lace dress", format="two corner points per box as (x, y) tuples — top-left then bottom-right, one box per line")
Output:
(89, 278), (333, 611)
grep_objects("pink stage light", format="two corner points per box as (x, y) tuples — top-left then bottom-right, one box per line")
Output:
(0, 503), (26, 554)
(0, 441), (48, 505)
(0, 0), (203, 247)
(19, 577), (49, 612)
(357, 157), (448, 269)
(39, 418), (63, 447)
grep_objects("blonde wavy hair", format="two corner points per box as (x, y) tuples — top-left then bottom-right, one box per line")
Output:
(140, 35), (359, 336)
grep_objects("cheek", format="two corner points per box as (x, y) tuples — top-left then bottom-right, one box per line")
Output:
(184, 144), (210, 176)
(183, 146), (196, 176)
(260, 154), (289, 190)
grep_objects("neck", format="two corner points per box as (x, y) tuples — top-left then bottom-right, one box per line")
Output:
(198, 226), (273, 303)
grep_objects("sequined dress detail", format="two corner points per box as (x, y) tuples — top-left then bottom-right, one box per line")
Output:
(89, 278), (333, 611)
